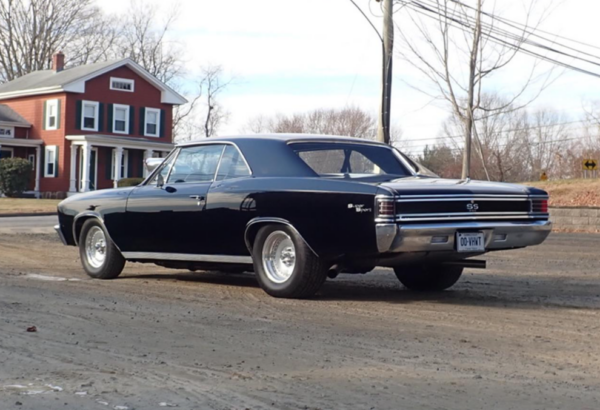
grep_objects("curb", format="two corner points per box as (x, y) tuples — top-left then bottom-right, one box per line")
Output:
(0, 212), (57, 218)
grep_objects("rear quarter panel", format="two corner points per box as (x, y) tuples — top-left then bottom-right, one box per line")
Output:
(206, 177), (384, 258)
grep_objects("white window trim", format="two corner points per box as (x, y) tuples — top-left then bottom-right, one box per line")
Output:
(111, 149), (129, 179)
(28, 154), (35, 170)
(1, 147), (14, 158)
(81, 100), (100, 132)
(110, 77), (135, 92)
(144, 107), (161, 137)
(112, 104), (130, 135)
(45, 99), (59, 130)
(44, 146), (57, 178)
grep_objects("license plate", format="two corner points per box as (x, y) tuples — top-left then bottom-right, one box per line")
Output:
(456, 232), (485, 252)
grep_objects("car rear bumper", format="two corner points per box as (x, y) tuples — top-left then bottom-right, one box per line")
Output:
(376, 220), (552, 253)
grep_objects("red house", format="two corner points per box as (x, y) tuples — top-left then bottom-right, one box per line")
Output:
(0, 52), (186, 197)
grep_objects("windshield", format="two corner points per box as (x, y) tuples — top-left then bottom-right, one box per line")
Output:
(290, 142), (411, 179)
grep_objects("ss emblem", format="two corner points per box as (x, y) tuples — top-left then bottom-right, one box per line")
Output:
(466, 203), (479, 212)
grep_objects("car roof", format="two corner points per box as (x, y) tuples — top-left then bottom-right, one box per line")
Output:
(176, 133), (386, 147)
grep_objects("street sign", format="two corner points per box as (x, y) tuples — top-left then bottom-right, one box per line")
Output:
(583, 159), (598, 171)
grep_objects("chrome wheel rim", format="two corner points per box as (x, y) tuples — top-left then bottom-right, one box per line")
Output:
(85, 226), (107, 269)
(262, 231), (296, 284)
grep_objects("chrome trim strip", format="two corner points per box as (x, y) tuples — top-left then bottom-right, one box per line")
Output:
(397, 194), (546, 199)
(396, 198), (531, 202)
(212, 145), (227, 181)
(399, 211), (532, 218)
(395, 215), (548, 222)
(54, 224), (68, 246)
(121, 252), (253, 264)
(244, 217), (318, 257)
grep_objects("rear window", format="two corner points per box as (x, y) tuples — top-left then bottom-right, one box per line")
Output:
(290, 142), (410, 178)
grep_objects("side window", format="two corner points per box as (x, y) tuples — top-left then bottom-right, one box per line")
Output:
(167, 145), (225, 184)
(216, 145), (251, 181)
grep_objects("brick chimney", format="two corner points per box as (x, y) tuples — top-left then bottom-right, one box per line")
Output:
(52, 52), (65, 72)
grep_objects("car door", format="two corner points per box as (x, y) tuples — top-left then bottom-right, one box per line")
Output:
(123, 144), (226, 254)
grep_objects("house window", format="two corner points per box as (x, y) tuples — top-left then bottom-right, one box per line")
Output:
(110, 77), (134, 92)
(28, 154), (35, 170)
(0, 147), (14, 159)
(111, 150), (129, 179)
(44, 145), (57, 177)
(81, 101), (99, 131)
(113, 104), (129, 134)
(145, 108), (161, 137)
(45, 99), (59, 130)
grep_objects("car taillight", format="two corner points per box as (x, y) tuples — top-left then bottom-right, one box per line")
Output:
(377, 198), (395, 218)
(532, 199), (548, 213)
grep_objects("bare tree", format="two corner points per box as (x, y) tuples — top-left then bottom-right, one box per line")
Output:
(0, 0), (115, 82)
(395, 0), (555, 179)
(174, 65), (233, 141)
(114, 0), (183, 85)
(242, 106), (403, 144)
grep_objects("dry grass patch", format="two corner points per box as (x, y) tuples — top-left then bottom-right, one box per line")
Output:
(523, 179), (600, 207)
(0, 198), (60, 214)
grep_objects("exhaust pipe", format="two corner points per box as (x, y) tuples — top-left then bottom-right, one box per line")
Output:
(442, 259), (486, 269)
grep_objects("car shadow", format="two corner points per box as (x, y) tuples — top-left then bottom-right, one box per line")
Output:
(118, 270), (600, 311)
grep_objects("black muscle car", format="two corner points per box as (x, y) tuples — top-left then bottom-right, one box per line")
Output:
(55, 134), (552, 298)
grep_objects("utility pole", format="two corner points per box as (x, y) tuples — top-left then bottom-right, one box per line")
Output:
(377, 0), (394, 144)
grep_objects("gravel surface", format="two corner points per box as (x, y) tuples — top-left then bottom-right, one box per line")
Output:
(1, 233), (599, 410)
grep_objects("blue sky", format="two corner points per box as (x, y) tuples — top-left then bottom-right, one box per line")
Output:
(99, 0), (600, 153)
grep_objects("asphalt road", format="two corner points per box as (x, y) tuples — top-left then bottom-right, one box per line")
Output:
(1, 232), (599, 410)
(0, 215), (57, 234)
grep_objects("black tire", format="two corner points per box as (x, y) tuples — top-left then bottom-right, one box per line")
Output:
(252, 224), (328, 298)
(79, 219), (125, 279)
(393, 264), (463, 291)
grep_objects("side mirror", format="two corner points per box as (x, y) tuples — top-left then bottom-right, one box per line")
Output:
(145, 157), (164, 173)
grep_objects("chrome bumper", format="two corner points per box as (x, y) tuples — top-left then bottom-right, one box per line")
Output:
(54, 224), (68, 246)
(376, 220), (552, 253)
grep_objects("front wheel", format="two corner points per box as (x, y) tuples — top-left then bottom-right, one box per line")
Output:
(79, 219), (125, 279)
(253, 225), (328, 298)
(394, 264), (463, 291)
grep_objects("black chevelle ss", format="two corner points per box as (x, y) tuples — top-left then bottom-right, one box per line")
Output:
(55, 135), (552, 298)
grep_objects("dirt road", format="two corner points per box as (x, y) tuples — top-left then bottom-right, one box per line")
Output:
(1, 233), (599, 410)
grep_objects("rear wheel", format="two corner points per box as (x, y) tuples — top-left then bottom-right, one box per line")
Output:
(253, 225), (328, 298)
(394, 264), (463, 291)
(79, 219), (125, 279)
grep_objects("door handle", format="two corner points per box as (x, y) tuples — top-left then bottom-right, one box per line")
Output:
(189, 195), (206, 207)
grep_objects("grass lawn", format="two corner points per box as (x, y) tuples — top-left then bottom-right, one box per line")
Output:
(0, 198), (60, 215)
(523, 178), (600, 207)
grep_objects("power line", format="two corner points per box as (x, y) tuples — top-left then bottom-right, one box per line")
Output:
(403, 134), (588, 156)
(400, 119), (589, 143)
(397, 0), (600, 79)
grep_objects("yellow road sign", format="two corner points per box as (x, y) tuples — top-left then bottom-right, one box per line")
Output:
(583, 159), (598, 171)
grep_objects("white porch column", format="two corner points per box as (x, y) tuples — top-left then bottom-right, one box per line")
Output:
(68, 144), (78, 193)
(80, 143), (91, 193)
(34, 146), (41, 198)
(143, 149), (153, 177)
(113, 147), (123, 189)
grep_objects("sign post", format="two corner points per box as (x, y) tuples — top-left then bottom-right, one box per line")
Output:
(582, 159), (598, 178)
